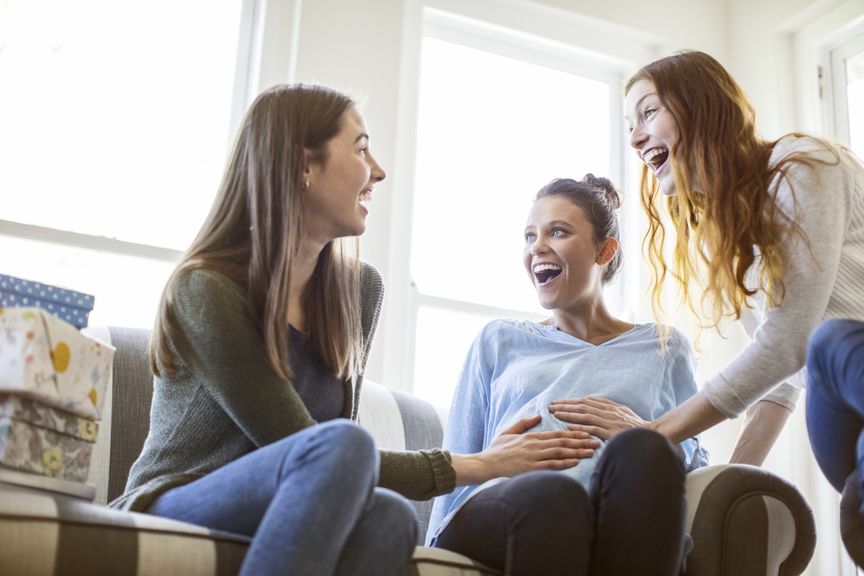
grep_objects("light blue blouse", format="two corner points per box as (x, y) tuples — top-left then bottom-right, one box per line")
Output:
(426, 320), (710, 544)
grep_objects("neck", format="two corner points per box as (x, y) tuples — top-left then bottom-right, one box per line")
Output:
(549, 297), (633, 345)
(288, 241), (325, 332)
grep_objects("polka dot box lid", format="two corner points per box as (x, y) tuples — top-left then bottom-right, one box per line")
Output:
(0, 275), (95, 329)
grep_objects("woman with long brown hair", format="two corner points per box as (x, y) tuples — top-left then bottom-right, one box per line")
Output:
(110, 84), (597, 576)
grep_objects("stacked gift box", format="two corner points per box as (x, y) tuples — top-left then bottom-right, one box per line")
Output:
(0, 274), (96, 329)
(0, 304), (113, 485)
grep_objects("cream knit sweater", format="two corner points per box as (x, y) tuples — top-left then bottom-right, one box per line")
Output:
(704, 136), (864, 417)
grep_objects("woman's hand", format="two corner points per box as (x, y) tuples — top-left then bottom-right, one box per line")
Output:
(549, 397), (649, 440)
(451, 415), (600, 486)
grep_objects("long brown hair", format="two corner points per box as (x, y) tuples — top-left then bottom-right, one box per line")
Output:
(151, 84), (362, 381)
(626, 50), (837, 327)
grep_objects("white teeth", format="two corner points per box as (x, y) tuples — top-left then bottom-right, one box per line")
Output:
(642, 148), (668, 165)
(533, 263), (562, 273)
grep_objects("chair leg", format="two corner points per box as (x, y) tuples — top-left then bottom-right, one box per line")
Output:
(841, 471), (864, 568)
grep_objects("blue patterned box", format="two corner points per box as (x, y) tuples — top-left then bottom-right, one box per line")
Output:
(0, 275), (95, 329)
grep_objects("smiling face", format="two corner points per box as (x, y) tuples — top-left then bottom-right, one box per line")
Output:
(523, 195), (611, 312)
(624, 79), (680, 196)
(304, 107), (385, 243)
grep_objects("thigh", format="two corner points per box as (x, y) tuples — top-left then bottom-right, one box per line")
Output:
(148, 420), (374, 536)
(436, 471), (593, 576)
(590, 429), (686, 576)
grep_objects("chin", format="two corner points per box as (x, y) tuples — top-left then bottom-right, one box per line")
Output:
(660, 179), (677, 197)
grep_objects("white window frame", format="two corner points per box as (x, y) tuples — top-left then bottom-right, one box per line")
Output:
(826, 28), (864, 149)
(383, 0), (657, 394)
(0, 0), (302, 325)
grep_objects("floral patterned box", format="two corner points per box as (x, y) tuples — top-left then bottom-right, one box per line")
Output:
(0, 394), (98, 482)
(0, 307), (114, 420)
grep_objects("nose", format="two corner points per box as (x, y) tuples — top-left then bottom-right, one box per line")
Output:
(529, 238), (549, 256)
(629, 123), (647, 149)
(369, 154), (386, 183)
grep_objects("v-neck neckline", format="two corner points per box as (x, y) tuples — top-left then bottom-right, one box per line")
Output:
(540, 321), (644, 348)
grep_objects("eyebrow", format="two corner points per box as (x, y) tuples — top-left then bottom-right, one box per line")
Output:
(354, 133), (369, 144)
(524, 220), (574, 233)
(625, 92), (658, 120)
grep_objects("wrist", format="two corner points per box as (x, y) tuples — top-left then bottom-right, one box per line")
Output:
(451, 453), (493, 486)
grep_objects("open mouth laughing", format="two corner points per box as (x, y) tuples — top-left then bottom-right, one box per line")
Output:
(533, 263), (562, 285)
(359, 188), (373, 211)
(642, 147), (669, 173)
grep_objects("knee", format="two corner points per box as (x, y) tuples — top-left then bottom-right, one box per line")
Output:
(321, 419), (375, 453)
(809, 319), (844, 361)
(307, 420), (378, 474)
(504, 471), (591, 522)
(607, 429), (682, 472)
(809, 319), (862, 361)
(370, 489), (418, 549)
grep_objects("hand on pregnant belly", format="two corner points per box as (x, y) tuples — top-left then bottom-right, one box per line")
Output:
(480, 414), (600, 479)
(549, 396), (648, 440)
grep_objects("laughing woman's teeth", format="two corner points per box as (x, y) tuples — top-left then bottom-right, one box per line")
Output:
(643, 148), (669, 170)
(533, 263), (562, 284)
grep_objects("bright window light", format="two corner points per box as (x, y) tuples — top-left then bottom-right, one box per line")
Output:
(411, 37), (610, 313)
(413, 305), (498, 413)
(0, 0), (243, 250)
(846, 49), (864, 158)
(0, 235), (177, 328)
(410, 36), (614, 408)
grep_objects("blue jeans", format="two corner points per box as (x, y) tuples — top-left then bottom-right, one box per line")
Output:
(148, 419), (417, 576)
(806, 319), (864, 499)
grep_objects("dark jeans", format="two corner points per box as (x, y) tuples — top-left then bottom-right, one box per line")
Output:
(148, 420), (417, 576)
(435, 428), (686, 576)
(805, 318), (864, 497)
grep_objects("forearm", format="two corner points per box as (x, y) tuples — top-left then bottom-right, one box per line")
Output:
(652, 390), (728, 443)
(729, 400), (792, 466)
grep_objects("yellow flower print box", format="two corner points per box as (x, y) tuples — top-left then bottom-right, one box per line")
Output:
(0, 394), (98, 482)
(0, 307), (114, 420)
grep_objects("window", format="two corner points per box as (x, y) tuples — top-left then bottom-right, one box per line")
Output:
(829, 34), (864, 157)
(406, 20), (625, 410)
(0, 0), (246, 327)
(825, 29), (864, 158)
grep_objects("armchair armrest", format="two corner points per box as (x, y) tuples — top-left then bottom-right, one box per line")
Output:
(684, 464), (816, 576)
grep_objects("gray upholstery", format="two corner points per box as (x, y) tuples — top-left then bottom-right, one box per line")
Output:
(0, 326), (818, 575)
(105, 328), (153, 503)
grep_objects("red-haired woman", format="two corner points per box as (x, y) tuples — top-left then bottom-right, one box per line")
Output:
(550, 50), (864, 559)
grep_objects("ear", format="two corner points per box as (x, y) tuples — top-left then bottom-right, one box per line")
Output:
(303, 148), (314, 176)
(595, 237), (619, 266)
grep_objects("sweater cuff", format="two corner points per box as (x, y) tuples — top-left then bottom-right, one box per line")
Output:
(703, 374), (749, 418)
(759, 382), (802, 412)
(423, 448), (456, 496)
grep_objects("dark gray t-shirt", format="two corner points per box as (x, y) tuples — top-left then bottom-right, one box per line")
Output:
(289, 326), (344, 422)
